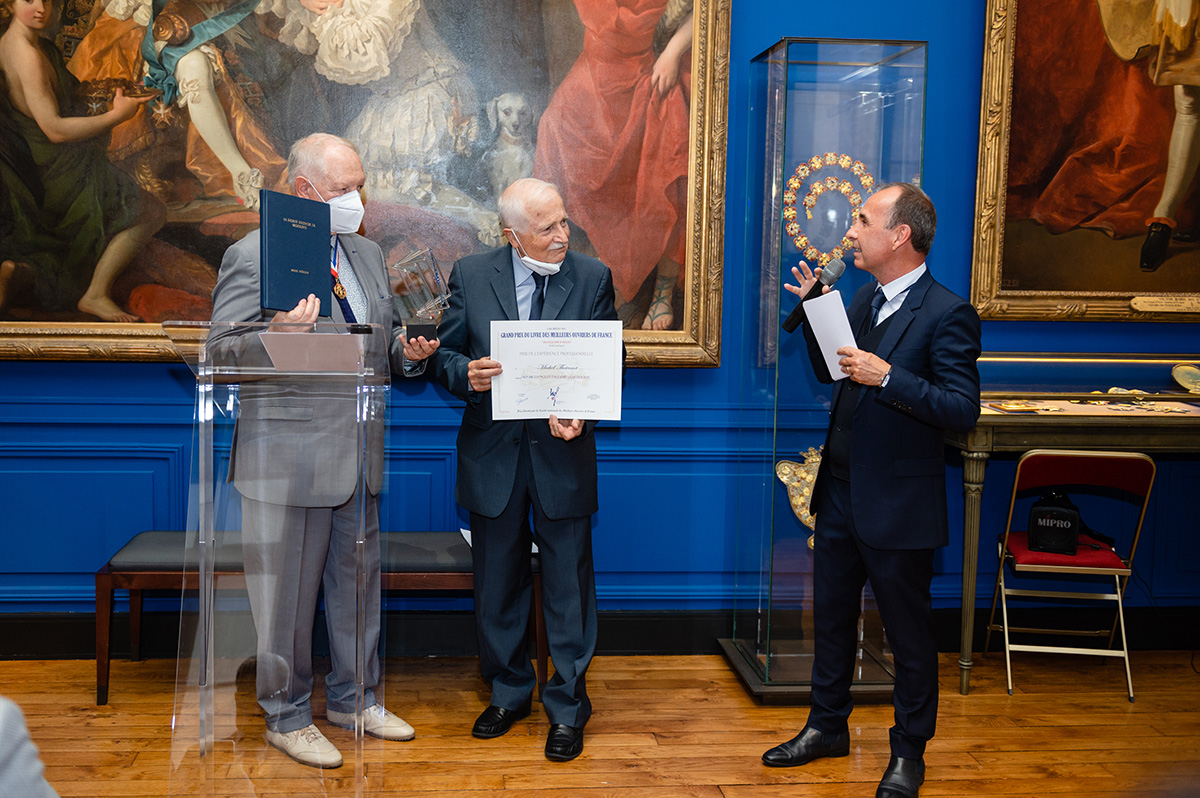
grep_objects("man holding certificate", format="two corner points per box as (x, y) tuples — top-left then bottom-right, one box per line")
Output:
(428, 178), (619, 762)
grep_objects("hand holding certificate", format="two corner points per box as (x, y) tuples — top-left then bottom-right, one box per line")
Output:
(490, 320), (623, 420)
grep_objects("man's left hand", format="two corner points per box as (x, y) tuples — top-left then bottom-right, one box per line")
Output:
(548, 415), (584, 441)
(837, 346), (890, 387)
(403, 335), (440, 362)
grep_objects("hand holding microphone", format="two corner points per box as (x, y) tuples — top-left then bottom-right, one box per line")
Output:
(781, 258), (846, 333)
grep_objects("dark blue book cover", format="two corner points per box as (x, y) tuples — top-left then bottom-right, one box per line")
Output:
(259, 189), (331, 316)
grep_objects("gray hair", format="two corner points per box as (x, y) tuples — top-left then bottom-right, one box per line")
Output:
(287, 133), (359, 190)
(498, 178), (562, 233)
(878, 182), (937, 256)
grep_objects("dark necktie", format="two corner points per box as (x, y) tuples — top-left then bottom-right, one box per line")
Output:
(529, 273), (546, 321)
(867, 288), (886, 329)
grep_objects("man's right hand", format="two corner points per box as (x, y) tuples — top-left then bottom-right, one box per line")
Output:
(784, 261), (826, 300)
(468, 356), (502, 392)
(270, 294), (320, 332)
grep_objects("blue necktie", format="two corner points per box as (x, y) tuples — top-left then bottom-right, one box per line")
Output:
(529, 273), (546, 321)
(860, 288), (885, 337)
(868, 288), (886, 328)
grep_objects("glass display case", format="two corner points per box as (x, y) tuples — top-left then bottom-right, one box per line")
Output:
(725, 38), (928, 701)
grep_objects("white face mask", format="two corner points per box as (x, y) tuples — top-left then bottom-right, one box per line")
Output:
(310, 183), (365, 234)
(508, 231), (563, 276)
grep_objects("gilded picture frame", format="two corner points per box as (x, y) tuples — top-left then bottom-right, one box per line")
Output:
(0, 0), (729, 364)
(971, 0), (1200, 321)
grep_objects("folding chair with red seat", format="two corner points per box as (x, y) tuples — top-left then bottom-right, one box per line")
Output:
(983, 449), (1155, 702)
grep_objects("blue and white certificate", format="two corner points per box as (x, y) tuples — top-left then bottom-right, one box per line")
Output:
(490, 320), (623, 420)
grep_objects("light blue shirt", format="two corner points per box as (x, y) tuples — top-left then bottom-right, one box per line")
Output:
(875, 263), (926, 325)
(510, 248), (544, 321)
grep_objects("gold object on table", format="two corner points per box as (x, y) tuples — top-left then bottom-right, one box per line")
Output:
(989, 400), (1041, 412)
(987, 400), (1065, 413)
(1173, 364), (1200, 394)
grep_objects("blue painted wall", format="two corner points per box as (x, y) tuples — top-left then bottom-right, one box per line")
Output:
(1, 0), (1197, 617)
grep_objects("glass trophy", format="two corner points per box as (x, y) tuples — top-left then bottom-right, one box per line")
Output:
(387, 249), (449, 339)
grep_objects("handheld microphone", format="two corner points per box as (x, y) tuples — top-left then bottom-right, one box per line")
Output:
(781, 258), (847, 333)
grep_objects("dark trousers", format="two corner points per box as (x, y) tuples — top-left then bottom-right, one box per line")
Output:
(806, 476), (938, 759)
(469, 435), (597, 728)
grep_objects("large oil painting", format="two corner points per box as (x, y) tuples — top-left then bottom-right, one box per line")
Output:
(972, 0), (1200, 320)
(0, 0), (728, 363)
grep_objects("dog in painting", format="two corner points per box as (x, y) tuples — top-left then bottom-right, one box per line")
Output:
(482, 92), (536, 201)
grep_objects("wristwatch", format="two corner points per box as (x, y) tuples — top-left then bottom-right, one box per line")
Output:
(880, 368), (892, 388)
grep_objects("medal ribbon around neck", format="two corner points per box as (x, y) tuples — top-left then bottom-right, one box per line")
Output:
(782, 152), (876, 266)
(330, 237), (347, 300)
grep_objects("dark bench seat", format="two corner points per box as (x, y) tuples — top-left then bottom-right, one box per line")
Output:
(95, 530), (546, 704)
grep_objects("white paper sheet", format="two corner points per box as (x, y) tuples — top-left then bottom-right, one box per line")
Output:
(801, 290), (856, 381)
(490, 320), (623, 420)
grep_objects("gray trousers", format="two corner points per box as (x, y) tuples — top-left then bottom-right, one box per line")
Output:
(242, 492), (381, 732)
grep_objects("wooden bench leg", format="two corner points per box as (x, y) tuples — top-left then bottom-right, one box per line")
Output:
(532, 572), (548, 699)
(96, 570), (112, 706)
(129, 589), (144, 662)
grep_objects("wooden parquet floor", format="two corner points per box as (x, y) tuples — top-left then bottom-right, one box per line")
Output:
(1, 651), (1199, 797)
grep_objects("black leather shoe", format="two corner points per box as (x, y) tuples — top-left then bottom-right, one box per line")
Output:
(545, 723), (584, 761)
(876, 755), (925, 798)
(471, 697), (532, 739)
(1140, 222), (1173, 272)
(761, 726), (850, 767)
(1172, 224), (1200, 243)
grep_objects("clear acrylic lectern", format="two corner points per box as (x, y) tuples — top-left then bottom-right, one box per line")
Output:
(162, 320), (391, 796)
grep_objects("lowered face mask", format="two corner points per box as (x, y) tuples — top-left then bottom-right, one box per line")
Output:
(311, 184), (365, 234)
(509, 231), (564, 276)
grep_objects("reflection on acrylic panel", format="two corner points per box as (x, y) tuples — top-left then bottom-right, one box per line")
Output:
(1, 0), (694, 333)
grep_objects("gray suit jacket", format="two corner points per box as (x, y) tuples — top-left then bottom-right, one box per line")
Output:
(209, 230), (410, 507)
(428, 246), (619, 519)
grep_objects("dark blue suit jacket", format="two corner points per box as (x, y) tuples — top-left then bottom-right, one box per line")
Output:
(803, 270), (981, 550)
(429, 246), (619, 520)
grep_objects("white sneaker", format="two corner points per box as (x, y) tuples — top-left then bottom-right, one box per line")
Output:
(327, 704), (416, 741)
(265, 724), (343, 768)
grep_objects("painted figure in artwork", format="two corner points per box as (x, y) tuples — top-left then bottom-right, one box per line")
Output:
(0, 0), (165, 321)
(317, 0), (498, 248)
(1106, 0), (1200, 271)
(67, 0), (306, 211)
(535, 0), (692, 330)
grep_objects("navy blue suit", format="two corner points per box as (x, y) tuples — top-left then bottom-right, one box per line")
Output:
(429, 246), (618, 728)
(801, 269), (981, 757)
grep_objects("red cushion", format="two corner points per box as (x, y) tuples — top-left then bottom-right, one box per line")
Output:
(1005, 530), (1127, 569)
